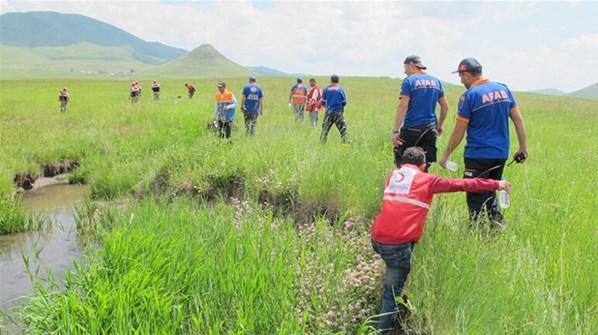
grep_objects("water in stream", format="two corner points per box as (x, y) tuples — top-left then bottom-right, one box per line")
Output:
(0, 183), (90, 331)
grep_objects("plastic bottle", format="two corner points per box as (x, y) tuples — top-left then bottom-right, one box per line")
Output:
(445, 160), (458, 172)
(499, 178), (510, 209)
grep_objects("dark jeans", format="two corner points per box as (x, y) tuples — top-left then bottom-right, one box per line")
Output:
(393, 123), (437, 171)
(320, 112), (349, 143)
(372, 240), (413, 333)
(218, 120), (232, 139)
(463, 158), (506, 225)
(244, 112), (258, 136)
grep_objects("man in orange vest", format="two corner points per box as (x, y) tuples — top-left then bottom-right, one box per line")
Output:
(214, 80), (238, 139)
(288, 78), (308, 122)
(371, 147), (510, 333)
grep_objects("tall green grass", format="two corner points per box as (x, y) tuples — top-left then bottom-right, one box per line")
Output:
(1, 78), (597, 333)
(22, 199), (380, 334)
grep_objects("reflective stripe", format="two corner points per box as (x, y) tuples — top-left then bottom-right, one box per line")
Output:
(383, 195), (430, 209)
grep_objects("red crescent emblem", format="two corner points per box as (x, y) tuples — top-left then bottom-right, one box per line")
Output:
(397, 173), (405, 183)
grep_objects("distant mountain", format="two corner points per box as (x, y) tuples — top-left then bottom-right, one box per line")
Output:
(530, 88), (565, 96)
(568, 83), (598, 100)
(0, 11), (186, 64)
(151, 44), (251, 78)
(247, 66), (288, 77)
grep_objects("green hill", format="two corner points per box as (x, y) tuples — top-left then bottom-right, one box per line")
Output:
(0, 43), (150, 78)
(568, 83), (598, 100)
(151, 44), (251, 78)
(0, 11), (186, 64)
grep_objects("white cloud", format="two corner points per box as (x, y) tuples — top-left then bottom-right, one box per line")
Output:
(0, 0), (16, 12)
(2, 1), (597, 92)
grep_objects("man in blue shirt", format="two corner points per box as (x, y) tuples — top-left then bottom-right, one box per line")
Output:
(439, 58), (528, 227)
(320, 74), (349, 143)
(241, 76), (264, 136)
(392, 55), (449, 171)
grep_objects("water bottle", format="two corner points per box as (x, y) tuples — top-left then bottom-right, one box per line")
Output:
(445, 160), (458, 172)
(499, 178), (510, 209)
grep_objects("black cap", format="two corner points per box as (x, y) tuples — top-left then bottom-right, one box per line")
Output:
(453, 57), (482, 73)
(403, 55), (427, 70)
(217, 80), (226, 88)
(330, 74), (340, 83)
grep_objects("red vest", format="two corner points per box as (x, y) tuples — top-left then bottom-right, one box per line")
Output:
(371, 164), (500, 244)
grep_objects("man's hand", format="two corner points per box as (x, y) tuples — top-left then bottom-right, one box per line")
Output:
(512, 149), (528, 163)
(438, 153), (449, 168)
(498, 180), (512, 193)
(392, 132), (403, 146)
(436, 125), (443, 136)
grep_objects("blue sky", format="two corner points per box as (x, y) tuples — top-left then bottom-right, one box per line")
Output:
(2, 0), (597, 92)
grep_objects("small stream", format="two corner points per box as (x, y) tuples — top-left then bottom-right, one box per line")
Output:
(0, 184), (90, 330)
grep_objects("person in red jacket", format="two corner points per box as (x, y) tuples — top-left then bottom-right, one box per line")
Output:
(371, 147), (510, 333)
(306, 78), (323, 127)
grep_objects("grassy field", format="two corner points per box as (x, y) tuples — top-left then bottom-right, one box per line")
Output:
(1, 77), (597, 333)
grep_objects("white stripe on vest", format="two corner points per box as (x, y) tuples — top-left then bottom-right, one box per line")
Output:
(382, 195), (431, 209)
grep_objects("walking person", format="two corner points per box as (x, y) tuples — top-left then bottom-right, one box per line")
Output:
(185, 83), (196, 99)
(58, 87), (69, 112)
(151, 80), (160, 101)
(392, 55), (448, 171)
(288, 78), (308, 122)
(371, 147), (511, 333)
(306, 78), (323, 127)
(438, 57), (528, 227)
(135, 81), (142, 97)
(214, 81), (238, 139)
(241, 76), (264, 136)
(130, 82), (140, 104)
(320, 74), (349, 143)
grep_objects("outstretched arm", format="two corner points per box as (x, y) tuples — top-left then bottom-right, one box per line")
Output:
(429, 176), (509, 194)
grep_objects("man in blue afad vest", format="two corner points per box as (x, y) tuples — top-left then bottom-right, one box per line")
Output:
(392, 55), (449, 172)
(241, 76), (264, 136)
(320, 74), (349, 143)
(439, 58), (528, 228)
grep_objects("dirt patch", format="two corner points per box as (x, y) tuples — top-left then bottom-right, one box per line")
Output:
(139, 171), (245, 204)
(293, 200), (343, 224)
(135, 167), (171, 199)
(13, 159), (80, 191)
(201, 174), (245, 202)
(258, 188), (298, 215)
(136, 172), (345, 225)
(13, 173), (38, 190)
(42, 159), (79, 178)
